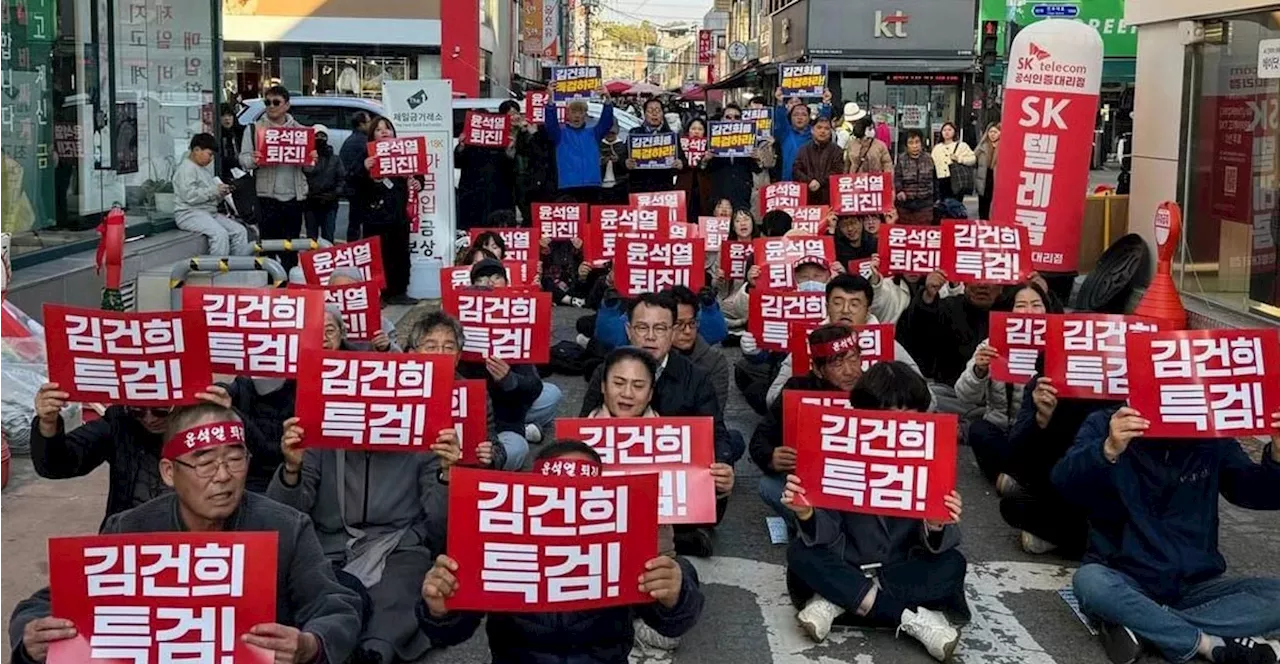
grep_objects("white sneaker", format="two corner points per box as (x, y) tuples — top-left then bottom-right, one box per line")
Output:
(898, 607), (960, 661)
(524, 424), (543, 444)
(633, 620), (681, 650)
(575, 333), (591, 348)
(1020, 531), (1058, 555)
(995, 473), (1023, 498)
(797, 595), (845, 642)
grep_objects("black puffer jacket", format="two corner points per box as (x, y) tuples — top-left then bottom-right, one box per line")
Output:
(223, 377), (295, 493)
(28, 407), (168, 527)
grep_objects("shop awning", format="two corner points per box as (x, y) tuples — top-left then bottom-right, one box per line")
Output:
(810, 58), (975, 74)
(705, 60), (771, 91)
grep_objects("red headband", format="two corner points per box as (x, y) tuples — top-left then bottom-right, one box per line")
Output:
(811, 333), (860, 360)
(535, 457), (602, 478)
(162, 421), (246, 460)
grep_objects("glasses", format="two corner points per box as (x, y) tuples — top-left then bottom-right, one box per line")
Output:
(128, 406), (173, 419)
(172, 452), (250, 479)
(630, 323), (671, 337)
(674, 319), (697, 331)
(264, 98), (285, 107)
(417, 344), (460, 354)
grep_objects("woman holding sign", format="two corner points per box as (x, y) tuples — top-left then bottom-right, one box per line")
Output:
(352, 117), (413, 304)
(675, 117), (710, 218)
(627, 98), (684, 193)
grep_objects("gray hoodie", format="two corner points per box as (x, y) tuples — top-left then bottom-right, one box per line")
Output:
(239, 113), (311, 201)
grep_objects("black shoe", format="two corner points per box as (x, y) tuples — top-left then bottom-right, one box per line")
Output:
(1097, 621), (1141, 664)
(673, 527), (714, 558)
(347, 649), (383, 664)
(1212, 638), (1279, 664)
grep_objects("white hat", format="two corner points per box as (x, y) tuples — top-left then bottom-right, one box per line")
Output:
(842, 102), (868, 122)
(312, 124), (329, 137)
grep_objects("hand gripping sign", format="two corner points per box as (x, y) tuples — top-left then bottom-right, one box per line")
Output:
(367, 137), (429, 177)
(44, 304), (215, 407)
(462, 111), (512, 148)
(255, 126), (314, 166)
(294, 350), (454, 449)
(829, 172), (894, 215)
(793, 404), (959, 521)
(1042, 313), (1166, 399)
(878, 225), (943, 276)
(939, 220), (1032, 285)
(613, 237), (706, 297)
(987, 312), (1050, 383)
(48, 532), (278, 664)
(558, 417), (717, 524)
(299, 236), (387, 288)
(747, 289), (827, 352)
(469, 227), (541, 279)
(1126, 328), (1280, 438)
(181, 287), (325, 378)
(585, 206), (668, 264)
(534, 202), (587, 241)
(444, 467), (659, 612)
(444, 289), (552, 364)
(761, 181), (807, 212)
(991, 19), (1103, 272)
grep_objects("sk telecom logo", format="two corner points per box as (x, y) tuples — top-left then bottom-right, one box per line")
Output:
(874, 10), (908, 38)
(1017, 43), (1052, 70)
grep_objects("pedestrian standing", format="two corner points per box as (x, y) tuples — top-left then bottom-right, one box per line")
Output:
(845, 115), (894, 175)
(544, 95), (615, 204)
(771, 87), (833, 182)
(353, 117), (413, 304)
(303, 125), (344, 243)
(974, 122), (1001, 220)
(931, 122), (976, 204)
(676, 117), (710, 217)
(893, 129), (937, 224)
(217, 106), (243, 181)
(705, 103), (763, 212)
(339, 111), (373, 241)
(791, 116), (845, 205)
(599, 119), (630, 205)
(456, 100), (518, 231)
(627, 98), (684, 193)
(238, 85), (313, 269)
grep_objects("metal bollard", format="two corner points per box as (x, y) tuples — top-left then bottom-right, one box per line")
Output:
(253, 238), (333, 254)
(168, 255), (288, 309)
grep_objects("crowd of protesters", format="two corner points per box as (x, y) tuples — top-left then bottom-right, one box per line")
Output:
(15, 82), (1280, 664)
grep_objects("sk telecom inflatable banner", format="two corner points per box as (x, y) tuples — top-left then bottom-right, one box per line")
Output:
(991, 19), (1103, 273)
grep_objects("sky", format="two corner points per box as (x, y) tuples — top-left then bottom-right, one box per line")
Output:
(600, 0), (715, 25)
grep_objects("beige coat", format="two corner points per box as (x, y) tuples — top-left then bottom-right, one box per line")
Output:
(930, 140), (976, 179)
(844, 136), (894, 174)
(239, 114), (311, 201)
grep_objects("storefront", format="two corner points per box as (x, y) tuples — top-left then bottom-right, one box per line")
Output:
(1, 0), (221, 266)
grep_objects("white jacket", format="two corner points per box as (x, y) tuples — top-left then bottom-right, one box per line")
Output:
(953, 338), (1025, 430)
(930, 141), (976, 179)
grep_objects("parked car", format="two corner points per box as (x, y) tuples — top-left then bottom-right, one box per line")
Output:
(236, 96), (387, 148)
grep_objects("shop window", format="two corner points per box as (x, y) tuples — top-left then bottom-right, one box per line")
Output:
(312, 55), (409, 98)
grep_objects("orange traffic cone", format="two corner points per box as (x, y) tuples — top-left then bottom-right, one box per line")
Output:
(1133, 201), (1187, 330)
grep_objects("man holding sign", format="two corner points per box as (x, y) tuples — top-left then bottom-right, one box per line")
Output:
(628, 98), (684, 193)
(239, 85), (315, 270)
(544, 87), (615, 204)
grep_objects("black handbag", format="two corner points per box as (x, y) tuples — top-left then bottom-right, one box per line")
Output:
(948, 143), (975, 198)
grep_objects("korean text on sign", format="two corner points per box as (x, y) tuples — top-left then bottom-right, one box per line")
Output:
(559, 417), (717, 524)
(44, 305), (214, 407)
(630, 191), (687, 223)
(444, 467), (659, 612)
(585, 206), (667, 264)
(794, 406), (958, 521)
(453, 379), (489, 466)
(295, 350), (454, 449)
(698, 217), (731, 253)
(988, 312), (1049, 383)
(614, 238), (706, 297)
(181, 288), (324, 378)
(445, 290), (552, 364)
(439, 266), (475, 311)
(525, 90), (564, 125)
(47, 532), (278, 664)
(293, 281), (380, 342)
(939, 221), (1030, 285)
(742, 108), (772, 140)
(761, 181), (807, 212)
(1043, 314), (1165, 399)
(535, 202), (587, 240)
(788, 322), (895, 376)
(551, 65), (603, 103)
(878, 225), (942, 275)
(256, 126), (314, 166)
(783, 205), (830, 235)
(754, 236), (835, 289)
(681, 137), (707, 167)
(781, 390), (856, 450)
(299, 236), (387, 288)
(628, 132), (678, 170)
(468, 227), (541, 277)
(708, 121), (755, 158)
(830, 172), (893, 215)
(748, 290), (827, 351)
(367, 137), (428, 177)
(1127, 328), (1280, 438)
(719, 241), (752, 281)
(779, 63), (827, 98)
(462, 111), (512, 149)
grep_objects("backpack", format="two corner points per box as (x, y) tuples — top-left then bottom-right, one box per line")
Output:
(548, 340), (590, 376)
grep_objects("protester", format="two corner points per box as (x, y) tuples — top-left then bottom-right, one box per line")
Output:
(714, 208), (762, 335)
(974, 122), (1001, 220)
(456, 100), (518, 231)
(792, 116), (845, 205)
(540, 231), (590, 308)
(668, 286), (731, 414)
(675, 117), (710, 218)
(238, 85), (313, 269)
(340, 111), (373, 241)
(627, 98), (684, 193)
(844, 116), (894, 175)
(599, 119), (630, 205)
(514, 105), (557, 224)
(353, 117), (413, 304)
(833, 214), (879, 264)
(218, 105), (244, 180)
(704, 104), (761, 211)
(750, 324), (864, 525)
(174, 132), (251, 256)
(893, 129), (937, 225)
(28, 381), (232, 524)
(748, 97), (779, 217)
(864, 259), (962, 325)
(418, 439), (705, 662)
(931, 122), (976, 203)
(10, 403), (364, 664)
(780, 362), (968, 660)
(896, 271), (999, 412)
(303, 124), (344, 243)
(764, 273), (924, 408)
(1055, 406), (1280, 664)
(544, 96), (615, 203)
(771, 87), (833, 182)
(834, 102), (865, 149)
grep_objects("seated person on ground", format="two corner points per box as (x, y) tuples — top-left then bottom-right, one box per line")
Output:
(173, 132), (252, 256)
(832, 214), (879, 264)
(896, 271), (1000, 414)
(667, 286), (732, 417)
(327, 266), (400, 352)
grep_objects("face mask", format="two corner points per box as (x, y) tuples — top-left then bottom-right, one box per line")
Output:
(863, 127), (875, 139)
(797, 280), (826, 292)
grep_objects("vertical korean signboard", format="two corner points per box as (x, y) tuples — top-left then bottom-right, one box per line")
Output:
(383, 80), (455, 268)
(991, 19), (1103, 273)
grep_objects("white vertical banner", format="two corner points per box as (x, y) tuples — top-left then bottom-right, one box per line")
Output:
(382, 80), (455, 265)
(542, 0), (561, 59)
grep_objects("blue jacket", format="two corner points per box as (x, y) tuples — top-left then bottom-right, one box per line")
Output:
(1052, 407), (1280, 604)
(545, 104), (615, 190)
(772, 103), (831, 181)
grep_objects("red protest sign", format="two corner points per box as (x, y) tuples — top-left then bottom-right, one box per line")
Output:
(43, 305), (214, 407)
(988, 312), (1049, 383)
(462, 111), (513, 148)
(794, 405), (958, 521)
(469, 227), (541, 279)
(294, 350), (454, 449)
(719, 241), (752, 280)
(290, 281), (381, 342)
(534, 202), (588, 240)
(782, 389), (853, 451)
(444, 467), (659, 612)
(503, 260), (537, 288)
(453, 379), (489, 465)
(525, 90), (564, 125)
(698, 217), (730, 253)
(680, 137), (707, 167)
(367, 137), (428, 177)
(630, 191), (687, 223)
(789, 322), (895, 377)
(180, 287), (325, 377)
(667, 221), (701, 240)
(1043, 314), (1166, 399)
(445, 289), (552, 364)
(939, 221), (1031, 285)
(585, 206), (667, 264)
(440, 265), (473, 305)
(255, 126), (314, 166)
(47, 532), (278, 664)
(849, 258), (876, 279)
(830, 172), (894, 215)
(1126, 328), (1280, 438)
(782, 205), (830, 235)
(299, 236), (386, 288)
(878, 225), (942, 275)
(748, 289), (826, 351)
(761, 181), (807, 212)
(558, 417), (717, 524)
(613, 237), (706, 298)
(753, 236), (835, 289)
